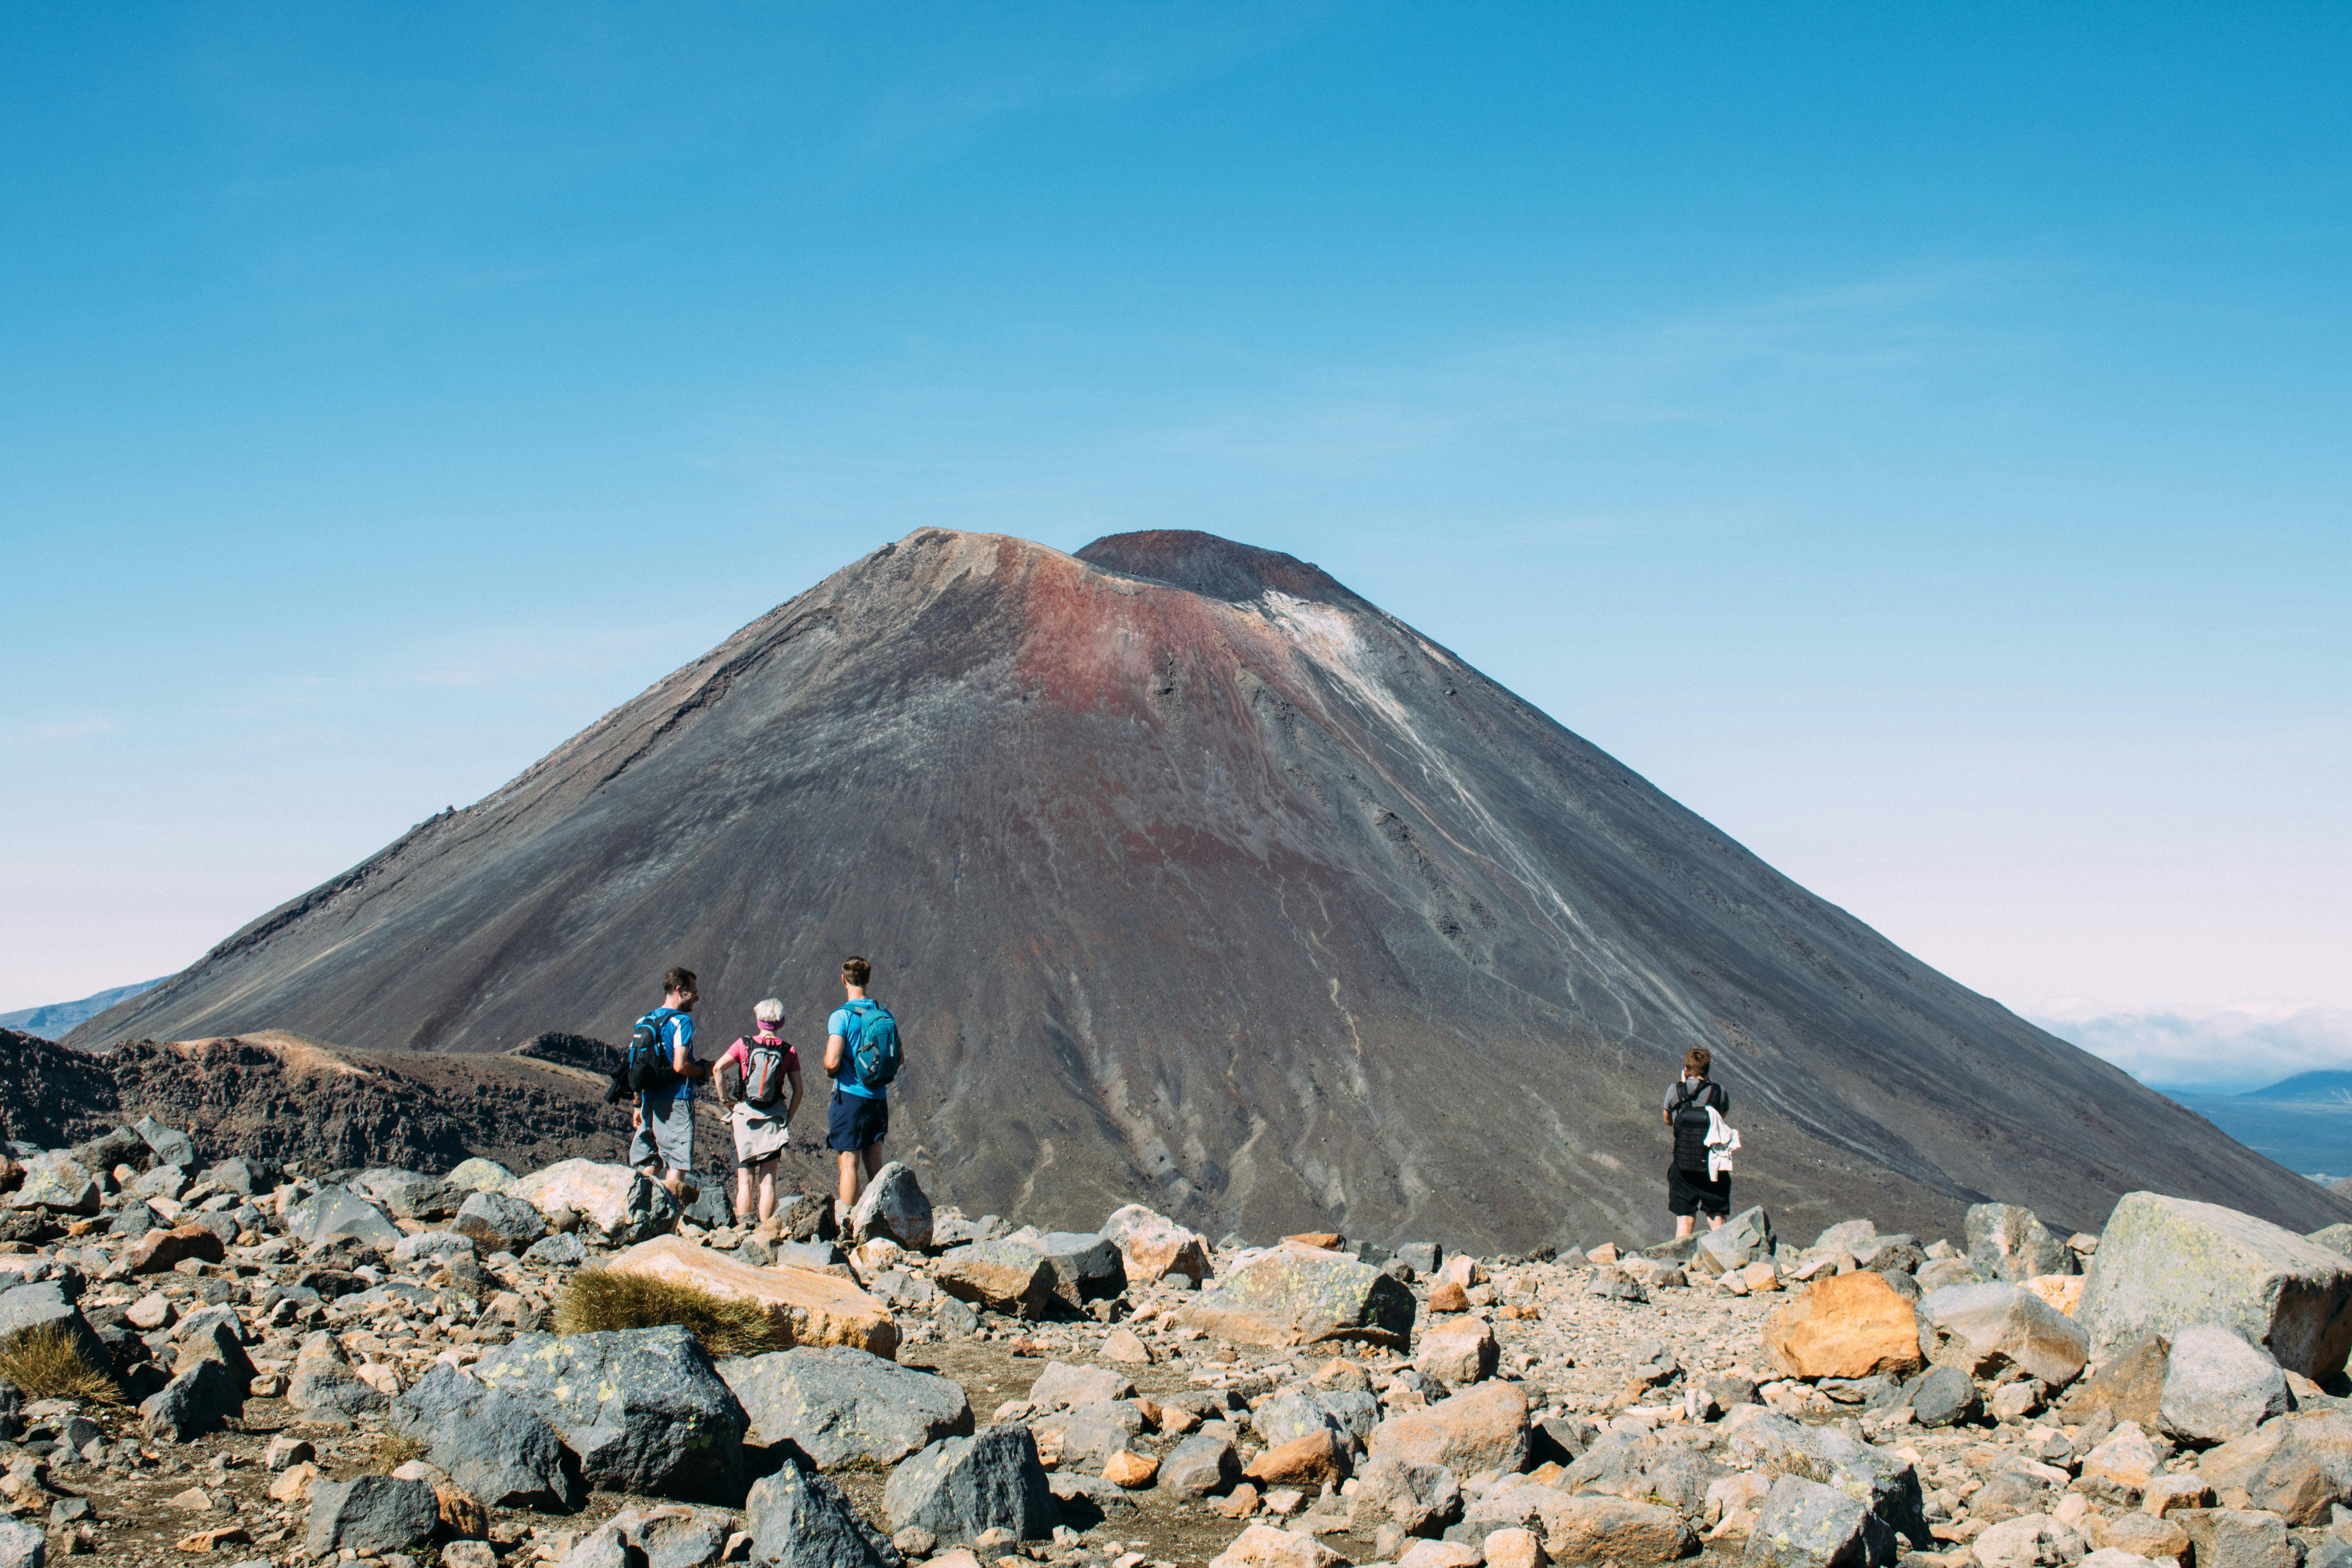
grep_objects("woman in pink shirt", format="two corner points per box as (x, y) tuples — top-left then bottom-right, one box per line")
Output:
(716, 998), (803, 1224)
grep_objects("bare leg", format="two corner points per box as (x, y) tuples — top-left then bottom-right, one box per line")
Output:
(838, 1150), (862, 1206)
(735, 1169), (753, 1223)
(1675, 1214), (1695, 1240)
(757, 1166), (777, 1222)
(664, 1168), (688, 1203)
(1708, 1212), (1726, 1231)
(862, 1144), (886, 1183)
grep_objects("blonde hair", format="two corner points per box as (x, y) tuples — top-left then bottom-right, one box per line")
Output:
(754, 998), (784, 1025)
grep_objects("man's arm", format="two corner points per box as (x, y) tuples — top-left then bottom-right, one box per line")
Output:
(670, 1020), (711, 1080)
(824, 1034), (846, 1076)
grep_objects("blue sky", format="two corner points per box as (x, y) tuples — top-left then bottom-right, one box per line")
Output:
(3, 4), (2347, 1086)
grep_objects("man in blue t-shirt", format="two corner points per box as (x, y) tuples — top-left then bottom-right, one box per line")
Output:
(823, 955), (900, 1207)
(629, 965), (712, 1203)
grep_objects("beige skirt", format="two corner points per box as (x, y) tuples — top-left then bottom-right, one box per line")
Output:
(729, 1102), (791, 1166)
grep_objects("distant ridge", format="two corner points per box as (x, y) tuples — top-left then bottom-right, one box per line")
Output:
(2242, 1071), (2352, 1106)
(64, 528), (2352, 1248)
(0, 978), (169, 1040)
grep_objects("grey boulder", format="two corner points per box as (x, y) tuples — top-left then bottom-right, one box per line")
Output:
(446, 1157), (517, 1194)
(1160, 1434), (1242, 1501)
(1027, 1361), (1134, 1410)
(1909, 1366), (1981, 1428)
(470, 1326), (747, 1499)
(1254, 1388), (1348, 1451)
(1967, 1203), (2072, 1283)
(140, 1357), (242, 1442)
(304, 1476), (440, 1557)
(2159, 1323), (2288, 1445)
(287, 1357), (387, 1424)
(454, 1191), (548, 1254)
(2079, 1192), (2352, 1381)
(1724, 1412), (1927, 1552)
(605, 1505), (739, 1568)
(1919, 1283), (2090, 1387)
(284, 1186), (403, 1249)
(132, 1116), (197, 1171)
(1694, 1207), (1777, 1274)
(718, 1346), (972, 1468)
(849, 1161), (933, 1249)
(390, 1362), (584, 1510)
(524, 1232), (590, 1269)
(0, 1282), (111, 1374)
(1014, 1231), (1126, 1307)
(883, 1425), (1058, 1546)
(746, 1462), (895, 1568)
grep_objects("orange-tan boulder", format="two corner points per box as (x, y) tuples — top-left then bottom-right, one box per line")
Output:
(603, 1234), (899, 1359)
(1244, 1429), (1351, 1486)
(1763, 1269), (1925, 1379)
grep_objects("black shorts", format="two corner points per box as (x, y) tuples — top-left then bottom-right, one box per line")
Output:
(826, 1089), (889, 1153)
(1667, 1160), (1731, 1218)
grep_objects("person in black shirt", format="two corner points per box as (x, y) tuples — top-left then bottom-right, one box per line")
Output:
(1663, 1046), (1731, 1239)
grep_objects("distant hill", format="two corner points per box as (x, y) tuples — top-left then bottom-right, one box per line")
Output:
(2243, 1071), (2352, 1107)
(0, 978), (168, 1040)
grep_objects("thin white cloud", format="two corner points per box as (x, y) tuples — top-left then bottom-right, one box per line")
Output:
(2035, 1005), (2352, 1094)
(0, 717), (118, 746)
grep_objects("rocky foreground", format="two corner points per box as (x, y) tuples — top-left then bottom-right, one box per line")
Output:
(0, 1125), (2349, 1568)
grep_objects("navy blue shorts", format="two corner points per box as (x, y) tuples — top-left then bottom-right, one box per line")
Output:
(826, 1089), (889, 1152)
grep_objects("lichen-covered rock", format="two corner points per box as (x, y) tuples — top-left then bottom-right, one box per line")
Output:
(468, 1325), (748, 1499)
(2079, 1193), (2352, 1381)
(1764, 1270), (1926, 1379)
(718, 1346), (971, 1468)
(8, 1154), (97, 1215)
(1744, 1475), (1873, 1568)
(1181, 1244), (1414, 1348)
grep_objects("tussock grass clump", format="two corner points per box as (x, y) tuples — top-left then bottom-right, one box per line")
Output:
(0, 1325), (122, 1406)
(368, 1430), (429, 1475)
(554, 1269), (784, 1358)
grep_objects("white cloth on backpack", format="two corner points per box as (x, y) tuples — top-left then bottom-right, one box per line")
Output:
(1704, 1106), (1740, 1181)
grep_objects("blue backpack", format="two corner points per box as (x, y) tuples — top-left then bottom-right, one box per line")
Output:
(840, 1000), (902, 1090)
(624, 1009), (683, 1096)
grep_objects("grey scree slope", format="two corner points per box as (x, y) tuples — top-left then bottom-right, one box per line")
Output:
(69, 529), (2348, 1250)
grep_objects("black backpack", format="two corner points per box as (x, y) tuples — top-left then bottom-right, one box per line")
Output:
(1670, 1079), (1726, 1174)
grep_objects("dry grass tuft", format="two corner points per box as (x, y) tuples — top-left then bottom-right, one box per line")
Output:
(368, 1429), (430, 1475)
(0, 1324), (122, 1405)
(554, 1269), (784, 1358)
